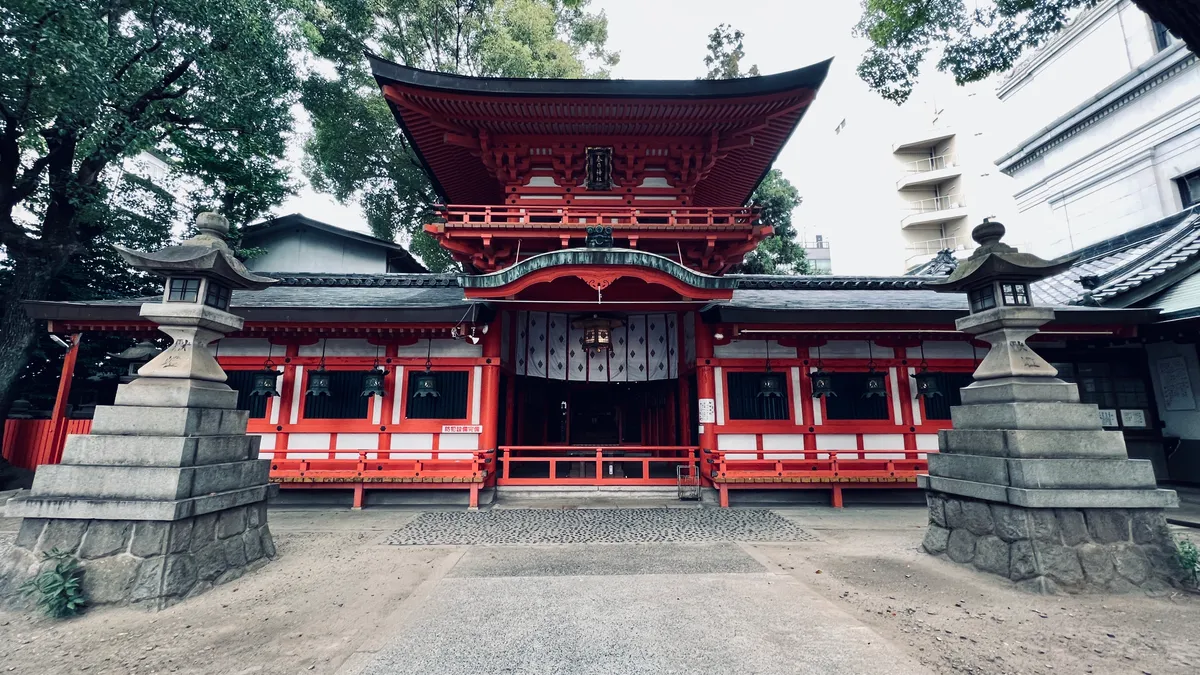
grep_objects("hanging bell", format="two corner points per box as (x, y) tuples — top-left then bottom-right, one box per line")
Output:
(306, 368), (333, 397)
(862, 369), (889, 398)
(249, 368), (281, 397)
(412, 369), (440, 398)
(913, 369), (943, 399)
(810, 369), (837, 398)
(361, 367), (387, 398)
(756, 373), (785, 398)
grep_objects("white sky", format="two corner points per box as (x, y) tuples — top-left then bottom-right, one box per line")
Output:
(275, 0), (1013, 274)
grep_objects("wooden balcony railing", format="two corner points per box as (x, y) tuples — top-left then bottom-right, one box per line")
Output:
(437, 205), (760, 230)
(499, 446), (698, 486)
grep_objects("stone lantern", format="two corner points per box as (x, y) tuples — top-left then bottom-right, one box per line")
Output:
(109, 340), (162, 383)
(3, 213), (280, 610)
(919, 219), (1182, 593)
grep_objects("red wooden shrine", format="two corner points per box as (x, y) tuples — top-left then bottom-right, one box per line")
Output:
(6, 57), (1151, 509)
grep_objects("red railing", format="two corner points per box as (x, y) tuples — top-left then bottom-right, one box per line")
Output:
(499, 446), (698, 486)
(269, 449), (492, 484)
(2, 419), (93, 470)
(439, 205), (760, 230)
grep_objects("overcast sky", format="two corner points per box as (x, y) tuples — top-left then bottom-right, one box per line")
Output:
(276, 0), (1004, 273)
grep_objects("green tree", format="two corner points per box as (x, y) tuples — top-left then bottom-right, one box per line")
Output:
(703, 24), (760, 80)
(701, 25), (810, 275)
(0, 1), (300, 417)
(854, 0), (1199, 105)
(300, 0), (619, 272)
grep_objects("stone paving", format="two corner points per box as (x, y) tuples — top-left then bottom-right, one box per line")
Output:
(386, 508), (816, 545)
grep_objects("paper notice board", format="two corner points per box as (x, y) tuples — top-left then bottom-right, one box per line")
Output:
(1156, 356), (1196, 411)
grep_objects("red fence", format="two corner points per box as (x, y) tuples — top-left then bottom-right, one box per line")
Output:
(706, 448), (930, 507)
(499, 446), (698, 486)
(2, 419), (92, 470)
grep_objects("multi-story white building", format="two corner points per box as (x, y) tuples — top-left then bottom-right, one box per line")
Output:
(995, 0), (1198, 257)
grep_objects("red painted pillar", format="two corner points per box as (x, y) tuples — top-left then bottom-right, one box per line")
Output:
(677, 312), (690, 447)
(480, 322), (502, 457)
(45, 333), (82, 465)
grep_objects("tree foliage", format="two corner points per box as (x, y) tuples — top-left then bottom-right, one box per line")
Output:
(703, 24), (759, 80)
(701, 26), (809, 275)
(0, 1), (301, 415)
(300, 0), (619, 272)
(853, 0), (1198, 105)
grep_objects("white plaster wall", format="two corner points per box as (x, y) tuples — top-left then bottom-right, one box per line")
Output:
(714, 339), (790, 359)
(299, 339), (378, 357)
(397, 339), (482, 358)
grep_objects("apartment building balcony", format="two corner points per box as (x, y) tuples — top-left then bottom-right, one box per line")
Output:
(903, 236), (968, 268)
(892, 129), (956, 154)
(900, 195), (968, 229)
(896, 154), (961, 190)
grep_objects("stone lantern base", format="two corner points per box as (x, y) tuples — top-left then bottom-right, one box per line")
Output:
(1, 379), (275, 611)
(921, 494), (1183, 593)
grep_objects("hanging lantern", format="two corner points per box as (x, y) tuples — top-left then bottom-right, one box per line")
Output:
(249, 368), (281, 397)
(913, 369), (942, 399)
(912, 343), (942, 399)
(306, 368), (333, 396)
(412, 338), (440, 398)
(756, 340), (784, 398)
(361, 367), (387, 398)
(810, 369), (836, 398)
(862, 339), (888, 398)
(573, 315), (622, 356)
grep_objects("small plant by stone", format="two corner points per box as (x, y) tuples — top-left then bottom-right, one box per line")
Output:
(1178, 538), (1200, 588)
(20, 548), (87, 618)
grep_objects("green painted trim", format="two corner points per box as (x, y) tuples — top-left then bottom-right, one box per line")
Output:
(458, 248), (738, 290)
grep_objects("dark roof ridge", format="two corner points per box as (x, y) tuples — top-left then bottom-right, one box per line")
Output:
(729, 275), (935, 290)
(1067, 206), (1200, 266)
(366, 52), (832, 99)
(265, 272), (460, 288)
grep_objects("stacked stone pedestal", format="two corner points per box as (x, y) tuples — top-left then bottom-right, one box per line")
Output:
(1, 379), (276, 610)
(918, 372), (1182, 593)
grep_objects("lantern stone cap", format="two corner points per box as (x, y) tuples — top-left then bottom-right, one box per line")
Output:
(928, 219), (1076, 293)
(114, 213), (277, 291)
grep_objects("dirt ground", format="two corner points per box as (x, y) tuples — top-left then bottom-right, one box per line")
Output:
(752, 511), (1200, 675)
(0, 506), (1197, 675)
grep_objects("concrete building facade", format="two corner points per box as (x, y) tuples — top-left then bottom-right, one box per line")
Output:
(996, 0), (1199, 257)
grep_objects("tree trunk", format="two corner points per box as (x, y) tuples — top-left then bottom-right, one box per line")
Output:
(0, 253), (59, 422)
(1134, 0), (1200, 57)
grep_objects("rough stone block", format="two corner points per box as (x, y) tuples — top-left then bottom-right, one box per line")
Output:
(194, 436), (258, 466)
(15, 519), (44, 550)
(31, 464), (192, 501)
(82, 554), (140, 604)
(946, 528), (977, 563)
(1056, 510), (1089, 546)
(1040, 545), (1084, 586)
(1018, 576), (1059, 594)
(261, 525), (276, 559)
(162, 554), (198, 596)
(130, 522), (170, 557)
(944, 499), (966, 530)
(1007, 459), (1157, 490)
(194, 542), (227, 582)
(951, 402), (1103, 431)
(247, 502), (266, 528)
(222, 536), (247, 568)
(1005, 487), (1178, 509)
(1029, 509), (1059, 543)
(1009, 540), (1038, 580)
(922, 475), (1010, 502)
(1131, 511), (1170, 545)
(217, 507), (247, 539)
(191, 513), (218, 549)
(973, 536), (1010, 576)
(78, 522), (132, 560)
(960, 500), (995, 536)
(243, 529), (264, 562)
(1077, 544), (1114, 585)
(40, 520), (88, 554)
(130, 557), (165, 602)
(991, 504), (1029, 542)
(923, 525), (950, 554)
(1085, 510), (1130, 544)
(1112, 545), (1150, 585)
(168, 521), (194, 554)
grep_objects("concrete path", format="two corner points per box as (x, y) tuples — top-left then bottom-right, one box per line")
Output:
(338, 535), (930, 674)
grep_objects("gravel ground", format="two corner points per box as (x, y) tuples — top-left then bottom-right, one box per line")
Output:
(386, 507), (817, 545)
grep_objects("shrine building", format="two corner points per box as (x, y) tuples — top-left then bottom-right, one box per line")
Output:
(8, 56), (1200, 508)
